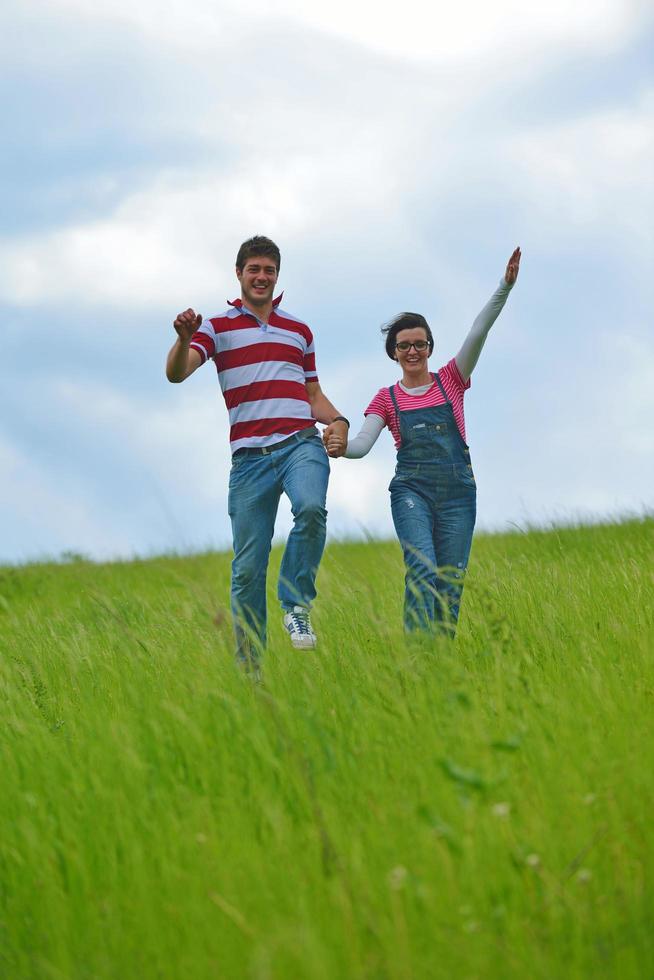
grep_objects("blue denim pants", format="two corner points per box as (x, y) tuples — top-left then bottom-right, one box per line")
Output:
(227, 430), (329, 660)
(390, 465), (476, 635)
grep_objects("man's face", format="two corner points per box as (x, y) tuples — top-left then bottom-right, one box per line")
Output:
(236, 255), (279, 308)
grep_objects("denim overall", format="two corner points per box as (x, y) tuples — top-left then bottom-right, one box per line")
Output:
(389, 373), (477, 636)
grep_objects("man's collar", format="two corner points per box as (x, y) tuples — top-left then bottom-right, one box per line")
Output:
(228, 292), (284, 310)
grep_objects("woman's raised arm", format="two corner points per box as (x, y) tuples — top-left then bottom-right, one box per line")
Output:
(455, 247), (521, 383)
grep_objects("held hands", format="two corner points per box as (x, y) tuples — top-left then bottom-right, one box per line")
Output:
(173, 308), (202, 343)
(504, 247), (521, 286)
(323, 420), (348, 458)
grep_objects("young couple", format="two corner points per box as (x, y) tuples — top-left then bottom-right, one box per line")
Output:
(166, 235), (521, 665)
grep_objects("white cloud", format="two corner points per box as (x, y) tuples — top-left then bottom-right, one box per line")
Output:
(52, 376), (232, 501)
(4, 70), (651, 314)
(327, 456), (395, 529)
(508, 89), (654, 240)
(26, 0), (240, 53)
(6, 0), (652, 315)
(0, 139), (402, 310)
(471, 320), (654, 529)
(0, 375), (236, 562)
(0, 172), (250, 310)
(0, 432), (135, 561)
(256, 0), (649, 63)
(28, 0), (651, 64)
(6, 93), (654, 310)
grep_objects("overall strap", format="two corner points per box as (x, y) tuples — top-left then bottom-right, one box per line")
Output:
(388, 383), (401, 414)
(388, 384), (403, 429)
(434, 372), (452, 408)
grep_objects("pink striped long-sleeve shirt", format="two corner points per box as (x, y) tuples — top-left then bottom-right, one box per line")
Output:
(365, 358), (470, 449)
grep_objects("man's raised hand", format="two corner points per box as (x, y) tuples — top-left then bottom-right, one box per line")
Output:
(174, 309), (202, 343)
(504, 247), (521, 286)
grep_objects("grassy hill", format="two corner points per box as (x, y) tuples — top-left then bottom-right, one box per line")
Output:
(1, 519), (653, 978)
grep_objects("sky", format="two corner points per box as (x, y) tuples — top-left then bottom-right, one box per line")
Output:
(1, 0), (653, 563)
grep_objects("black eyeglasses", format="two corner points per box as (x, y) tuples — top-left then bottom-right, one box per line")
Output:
(395, 340), (429, 352)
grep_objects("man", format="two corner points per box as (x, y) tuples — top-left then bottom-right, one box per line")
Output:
(166, 235), (348, 664)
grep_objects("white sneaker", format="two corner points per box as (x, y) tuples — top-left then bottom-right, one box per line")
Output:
(283, 606), (317, 650)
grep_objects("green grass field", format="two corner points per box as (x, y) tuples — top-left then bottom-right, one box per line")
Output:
(1, 518), (653, 979)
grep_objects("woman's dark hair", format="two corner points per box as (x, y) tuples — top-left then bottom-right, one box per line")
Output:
(236, 235), (281, 272)
(381, 312), (434, 360)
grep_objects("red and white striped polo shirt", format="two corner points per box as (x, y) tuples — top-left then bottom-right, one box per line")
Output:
(365, 358), (471, 449)
(190, 294), (319, 453)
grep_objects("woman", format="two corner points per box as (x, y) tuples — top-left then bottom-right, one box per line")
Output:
(326, 248), (521, 637)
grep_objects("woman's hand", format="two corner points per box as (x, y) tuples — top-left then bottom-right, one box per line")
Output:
(327, 436), (346, 458)
(323, 426), (347, 458)
(504, 247), (521, 286)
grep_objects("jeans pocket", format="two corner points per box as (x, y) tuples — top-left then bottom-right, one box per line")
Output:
(228, 457), (252, 510)
(389, 467), (420, 493)
(229, 457), (247, 481)
(453, 463), (476, 488)
(397, 465), (421, 480)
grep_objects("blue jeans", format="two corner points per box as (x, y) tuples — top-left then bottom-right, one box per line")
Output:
(390, 464), (476, 636)
(228, 431), (329, 660)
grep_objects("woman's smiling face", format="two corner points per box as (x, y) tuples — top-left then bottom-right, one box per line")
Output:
(394, 327), (431, 380)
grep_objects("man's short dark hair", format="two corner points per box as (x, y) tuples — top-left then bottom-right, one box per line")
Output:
(381, 312), (434, 360)
(235, 235), (281, 273)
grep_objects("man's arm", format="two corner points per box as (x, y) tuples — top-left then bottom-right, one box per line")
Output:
(306, 381), (349, 449)
(166, 308), (204, 383)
